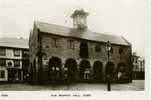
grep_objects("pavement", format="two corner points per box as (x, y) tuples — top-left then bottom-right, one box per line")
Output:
(0, 80), (144, 91)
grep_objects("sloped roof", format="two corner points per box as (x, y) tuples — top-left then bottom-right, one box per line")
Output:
(35, 21), (131, 46)
(0, 37), (29, 49)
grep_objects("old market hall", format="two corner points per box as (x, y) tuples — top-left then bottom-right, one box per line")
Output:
(29, 9), (133, 85)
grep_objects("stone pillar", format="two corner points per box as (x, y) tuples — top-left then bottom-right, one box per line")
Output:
(21, 71), (24, 82)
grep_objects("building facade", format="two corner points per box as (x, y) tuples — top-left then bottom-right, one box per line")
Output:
(132, 52), (145, 80)
(0, 37), (29, 83)
(29, 9), (133, 85)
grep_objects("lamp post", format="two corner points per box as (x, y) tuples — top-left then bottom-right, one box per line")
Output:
(106, 40), (111, 91)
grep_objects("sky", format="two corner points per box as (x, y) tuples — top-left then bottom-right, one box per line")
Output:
(0, 0), (149, 57)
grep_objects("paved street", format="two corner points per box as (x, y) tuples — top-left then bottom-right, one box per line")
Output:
(0, 80), (144, 91)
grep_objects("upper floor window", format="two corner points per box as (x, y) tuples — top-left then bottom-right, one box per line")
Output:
(0, 70), (5, 78)
(22, 50), (29, 59)
(135, 58), (138, 63)
(110, 47), (114, 53)
(67, 40), (75, 49)
(14, 49), (20, 57)
(80, 41), (89, 58)
(14, 60), (20, 67)
(0, 59), (6, 66)
(119, 47), (124, 54)
(0, 48), (6, 56)
(95, 44), (101, 52)
(52, 38), (59, 47)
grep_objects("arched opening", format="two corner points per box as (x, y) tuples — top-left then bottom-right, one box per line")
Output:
(117, 63), (128, 83)
(79, 41), (89, 58)
(64, 58), (77, 82)
(79, 60), (91, 81)
(93, 61), (103, 82)
(48, 56), (62, 82)
(105, 62), (115, 81)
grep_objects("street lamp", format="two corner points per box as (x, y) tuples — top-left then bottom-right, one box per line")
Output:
(106, 40), (111, 91)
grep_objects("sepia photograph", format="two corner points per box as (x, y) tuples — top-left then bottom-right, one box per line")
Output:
(0, 0), (150, 100)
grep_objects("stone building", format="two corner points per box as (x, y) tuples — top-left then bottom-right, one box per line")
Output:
(0, 37), (29, 83)
(29, 9), (133, 85)
(132, 52), (145, 80)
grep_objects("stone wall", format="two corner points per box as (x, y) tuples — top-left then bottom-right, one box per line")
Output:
(40, 33), (132, 81)
(29, 29), (132, 84)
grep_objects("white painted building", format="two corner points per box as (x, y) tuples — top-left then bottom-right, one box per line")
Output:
(0, 37), (29, 82)
(132, 52), (145, 80)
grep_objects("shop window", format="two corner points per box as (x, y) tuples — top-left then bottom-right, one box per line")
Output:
(14, 60), (20, 67)
(0, 70), (5, 78)
(14, 49), (20, 57)
(0, 48), (6, 56)
(22, 60), (29, 68)
(0, 59), (6, 66)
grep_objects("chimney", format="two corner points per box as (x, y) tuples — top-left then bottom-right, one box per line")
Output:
(71, 9), (89, 30)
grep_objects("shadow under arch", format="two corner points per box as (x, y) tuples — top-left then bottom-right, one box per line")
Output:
(117, 62), (128, 83)
(105, 62), (115, 82)
(48, 56), (62, 83)
(93, 61), (103, 82)
(79, 60), (91, 81)
(29, 59), (36, 85)
(64, 58), (78, 83)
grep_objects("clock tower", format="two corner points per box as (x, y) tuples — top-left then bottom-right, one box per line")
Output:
(71, 9), (89, 30)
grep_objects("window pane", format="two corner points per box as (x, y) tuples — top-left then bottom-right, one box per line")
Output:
(68, 40), (74, 49)
(0, 70), (5, 78)
(0, 59), (6, 66)
(95, 44), (101, 52)
(0, 48), (5, 56)
(14, 60), (20, 67)
(52, 38), (59, 47)
(14, 49), (20, 56)
(22, 50), (29, 59)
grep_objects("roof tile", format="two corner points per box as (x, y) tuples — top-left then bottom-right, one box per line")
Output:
(35, 21), (130, 46)
(0, 37), (29, 49)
